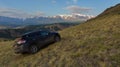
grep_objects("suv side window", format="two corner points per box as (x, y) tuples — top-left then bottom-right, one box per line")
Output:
(28, 32), (39, 37)
(29, 33), (36, 37)
(40, 31), (49, 36)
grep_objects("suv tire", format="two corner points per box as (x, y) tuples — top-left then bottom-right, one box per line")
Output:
(54, 36), (61, 42)
(29, 45), (38, 54)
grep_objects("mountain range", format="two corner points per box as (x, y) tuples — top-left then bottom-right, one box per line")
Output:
(0, 13), (94, 26)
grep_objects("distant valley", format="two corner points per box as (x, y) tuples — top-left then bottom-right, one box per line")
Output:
(0, 22), (80, 40)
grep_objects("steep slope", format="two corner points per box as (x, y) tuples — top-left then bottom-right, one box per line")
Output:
(0, 4), (120, 67)
(98, 3), (120, 16)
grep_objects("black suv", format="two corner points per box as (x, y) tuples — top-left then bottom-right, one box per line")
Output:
(13, 30), (61, 54)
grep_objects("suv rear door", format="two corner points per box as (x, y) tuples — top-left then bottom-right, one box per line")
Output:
(39, 31), (52, 44)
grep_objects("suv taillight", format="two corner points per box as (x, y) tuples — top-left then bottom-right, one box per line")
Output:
(17, 39), (26, 44)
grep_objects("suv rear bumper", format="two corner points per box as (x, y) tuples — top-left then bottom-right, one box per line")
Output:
(13, 44), (29, 54)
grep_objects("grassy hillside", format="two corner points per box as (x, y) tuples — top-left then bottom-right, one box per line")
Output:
(0, 4), (120, 67)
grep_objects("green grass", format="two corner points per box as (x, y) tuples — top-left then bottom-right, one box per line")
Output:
(0, 4), (120, 67)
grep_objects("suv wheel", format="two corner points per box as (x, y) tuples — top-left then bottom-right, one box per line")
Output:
(30, 45), (38, 54)
(54, 36), (61, 42)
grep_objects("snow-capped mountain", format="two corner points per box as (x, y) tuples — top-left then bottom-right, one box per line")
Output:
(0, 13), (95, 26)
(52, 13), (95, 21)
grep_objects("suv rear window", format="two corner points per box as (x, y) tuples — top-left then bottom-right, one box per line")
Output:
(22, 32), (38, 38)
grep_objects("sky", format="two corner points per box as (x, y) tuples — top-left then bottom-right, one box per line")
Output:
(0, 0), (120, 18)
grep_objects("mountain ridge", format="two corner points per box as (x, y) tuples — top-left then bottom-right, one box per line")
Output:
(98, 3), (120, 17)
(0, 13), (94, 25)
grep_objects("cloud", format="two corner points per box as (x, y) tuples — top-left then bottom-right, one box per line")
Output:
(72, 0), (78, 4)
(64, 5), (92, 14)
(52, 0), (57, 4)
(0, 8), (31, 18)
(0, 8), (38, 18)
(32, 11), (45, 17)
(66, 0), (77, 5)
(0, 7), (44, 18)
